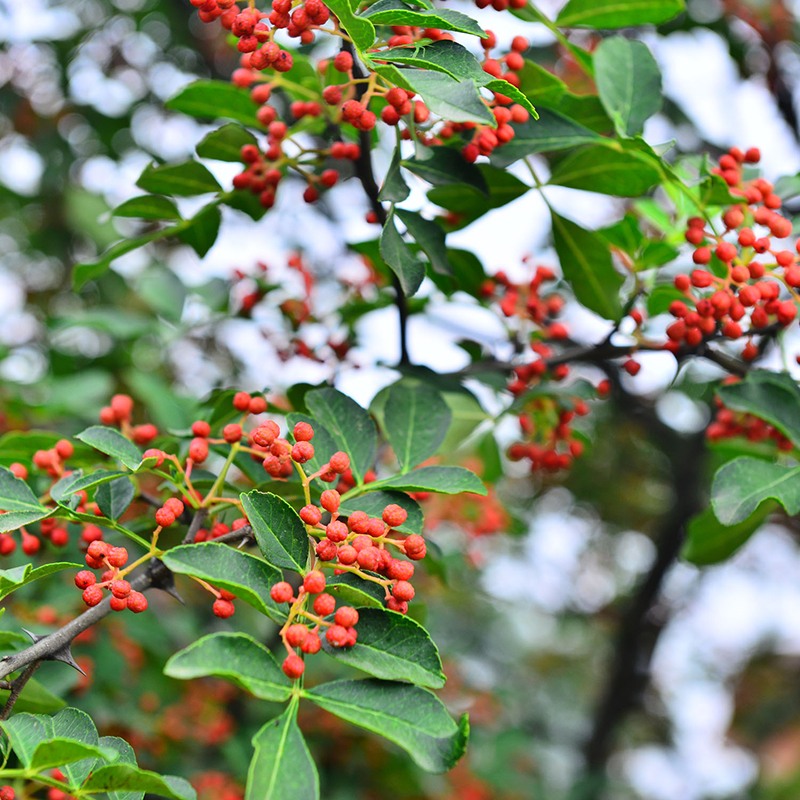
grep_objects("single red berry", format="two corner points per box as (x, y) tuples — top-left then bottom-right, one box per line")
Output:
(1, 786), (16, 800)
(303, 570), (326, 594)
(189, 437), (209, 463)
(382, 504), (407, 527)
(82, 585), (104, 607)
(326, 520), (348, 542)
(301, 633), (321, 654)
(110, 393), (134, 421)
(325, 625), (349, 647)
(110, 580), (132, 599)
(109, 595), (128, 612)
(249, 396), (268, 414)
(300, 505), (323, 526)
(192, 420), (211, 437)
(55, 439), (74, 460)
(233, 391), (252, 411)
(387, 559), (414, 581)
(9, 463), (28, 480)
(22, 534), (40, 555)
(164, 498), (185, 517)
(75, 570), (96, 589)
(282, 654), (305, 679)
(320, 490), (340, 513)
(270, 581), (294, 603)
(334, 606), (358, 627)
(333, 51), (353, 72)
(313, 593), (336, 616)
(293, 421), (314, 441)
(392, 580), (415, 602)
(127, 591), (148, 613)
(328, 451), (350, 473)
(285, 624), (309, 647)
(357, 546), (381, 571)
(338, 544), (357, 565)
(155, 508), (176, 528)
(87, 540), (111, 560)
(223, 423), (243, 443)
(107, 546), (128, 568)
(387, 597), (408, 614)
(292, 441), (315, 463)
(213, 598), (236, 618)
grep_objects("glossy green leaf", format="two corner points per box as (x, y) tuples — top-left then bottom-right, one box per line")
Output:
(113, 195), (182, 221)
(716, 371), (800, 448)
(29, 739), (118, 774)
(682, 503), (773, 565)
(136, 160), (221, 197)
(241, 490), (309, 572)
(384, 382), (451, 470)
(177, 203), (221, 257)
(0, 679), (66, 716)
(379, 143), (410, 203)
(324, 0), (375, 51)
(83, 765), (197, 800)
(594, 36), (662, 137)
(517, 60), (567, 105)
(50, 470), (130, 505)
(380, 208), (426, 297)
(555, 0), (685, 28)
(98, 736), (141, 800)
(162, 543), (285, 622)
(361, 0), (486, 38)
(0, 562), (81, 602)
(75, 426), (143, 470)
(305, 679), (468, 773)
(712, 457), (800, 526)
(0, 713), (49, 767)
(403, 148), (488, 195)
(246, 702), (319, 800)
(491, 108), (600, 167)
(395, 209), (451, 277)
(338, 491), (423, 536)
(377, 465), (485, 495)
(548, 145), (661, 196)
(322, 607), (445, 688)
(324, 572), (388, 607)
(165, 632), (292, 702)
(369, 40), (485, 83)
(165, 80), (259, 126)
(48, 707), (107, 787)
(0, 466), (45, 513)
(551, 212), (623, 321)
(196, 122), (257, 162)
(95, 476), (135, 520)
(484, 78), (538, 117)
(305, 389), (377, 485)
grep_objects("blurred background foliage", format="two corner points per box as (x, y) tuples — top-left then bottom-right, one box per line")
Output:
(5, 0), (800, 799)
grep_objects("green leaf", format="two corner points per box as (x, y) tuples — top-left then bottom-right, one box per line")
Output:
(29, 739), (118, 774)
(361, 0), (486, 38)
(113, 195), (182, 221)
(380, 208), (426, 297)
(196, 122), (257, 162)
(551, 212), (623, 320)
(387, 69), (494, 126)
(0, 563), (81, 602)
(594, 37), (662, 137)
(711, 457), (800, 526)
(324, 572), (388, 608)
(0, 466), (45, 512)
(369, 40), (486, 83)
(162, 543), (286, 623)
(548, 145), (661, 196)
(384, 382), (451, 470)
(379, 143), (410, 203)
(491, 108), (600, 167)
(338, 491), (423, 536)
(82, 765), (196, 800)
(246, 702), (319, 800)
(0, 679), (66, 716)
(555, 0), (685, 27)
(136, 160), (221, 197)
(95, 477), (135, 520)
(305, 679), (468, 773)
(164, 633), (292, 702)
(305, 389), (377, 485)
(165, 80), (260, 126)
(50, 470), (130, 505)
(322, 607), (445, 688)
(716, 371), (800, 448)
(177, 203), (221, 257)
(224, 190), (268, 221)
(98, 736), (141, 800)
(682, 503), (773, 565)
(377, 465), (486, 495)
(324, 0), (375, 51)
(395, 209), (451, 277)
(517, 59), (567, 105)
(75, 426), (143, 470)
(241, 491), (309, 572)
(50, 707), (106, 787)
(646, 283), (686, 316)
(483, 78), (538, 118)
(0, 713), (49, 767)
(403, 148), (488, 195)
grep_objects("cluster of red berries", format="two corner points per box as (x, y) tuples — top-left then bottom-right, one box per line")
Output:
(507, 398), (590, 473)
(665, 147), (800, 361)
(75, 541), (148, 613)
(99, 394), (158, 445)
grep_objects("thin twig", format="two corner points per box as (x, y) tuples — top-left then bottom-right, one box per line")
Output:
(0, 661), (42, 720)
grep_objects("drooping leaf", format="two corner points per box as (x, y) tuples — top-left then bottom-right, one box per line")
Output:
(379, 143), (411, 203)
(322, 607), (445, 688)
(50, 470), (130, 505)
(136, 160), (222, 197)
(305, 390), (377, 486)
(166, 80), (260, 126)
(176, 203), (222, 257)
(593, 36), (662, 137)
(305, 679), (468, 773)
(380, 208), (426, 297)
(113, 195), (182, 221)
(245, 702), (319, 800)
(551, 212), (623, 321)
(682, 503), (773, 565)
(377, 465), (486, 495)
(383, 383), (452, 470)
(82, 765), (197, 800)
(369, 40), (486, 83)
(95, 477), (136, 520)
(0, 679), (66, 716)
(395, 209), (451, 276)
(548, 145), (661, 196)
(324, 572), (388, 608)
(241, 491), (309, 572)
(196, 122), (257, 162)
(403, 148), (488, 195)
(162, 543), (285, 622)
(555, 0), (685, 28)
(75, 427), (144, 471)
(165, 633), (292, 702)
(711, 457), (800, 526)
(324, 0), (375, 51)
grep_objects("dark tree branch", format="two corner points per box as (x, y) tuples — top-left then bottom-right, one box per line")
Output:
(0, 660), (42, 720)
(343, 38), (410, 367)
